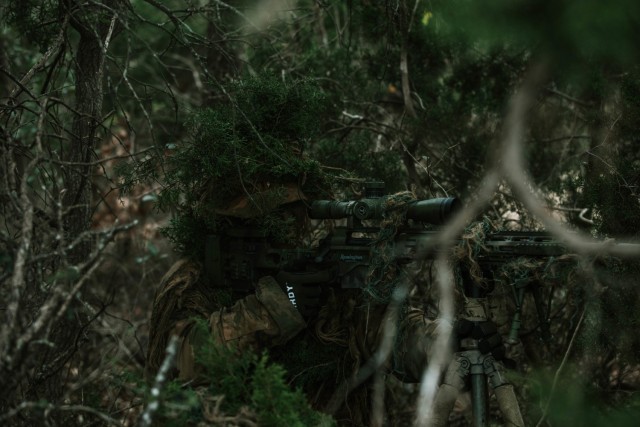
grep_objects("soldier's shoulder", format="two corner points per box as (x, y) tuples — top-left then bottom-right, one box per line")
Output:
(160, 258), (202, 287)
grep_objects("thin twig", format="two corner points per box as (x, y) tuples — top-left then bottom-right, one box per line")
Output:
(7, 15), (70, 101)
(501, 65), (640, 258)
(0, 97), (48, 357)
(324, 283), (409, 418)
(535, 307), (586, 427)
(0, 402), (123, 426)
(139, 335), (180, 427)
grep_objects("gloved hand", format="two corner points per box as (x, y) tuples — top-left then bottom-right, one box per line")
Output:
(456, 318), (506, 361)
(275, 270), (332, 320)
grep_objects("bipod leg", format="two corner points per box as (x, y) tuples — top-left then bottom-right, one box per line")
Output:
(428, 355), (467, 427)
(449, 349), (490, 427)
(428, 350), (523, 425)
(470, 361), (488, 426)
(494, 385), (524, 427)
(484, 356), (525, 427)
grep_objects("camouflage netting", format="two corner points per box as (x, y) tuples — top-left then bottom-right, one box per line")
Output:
(447, 217), (588, 369)
(145, 260), (227, 380)
(452, 219), (496, 287)
(364, 191), (420, 304)
(452, 218), (581, 295)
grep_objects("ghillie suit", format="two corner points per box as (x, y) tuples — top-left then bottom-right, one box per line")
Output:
(145, 193), (442, 426)
(143, 75), (444, 425)
(145, 260), (306, 382)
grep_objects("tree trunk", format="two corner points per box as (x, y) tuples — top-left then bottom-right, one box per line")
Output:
(62, 31), (106, 262)
(32, 0), (116, 406)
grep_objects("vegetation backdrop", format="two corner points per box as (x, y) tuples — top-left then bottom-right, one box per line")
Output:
(1, 0), (640, 425)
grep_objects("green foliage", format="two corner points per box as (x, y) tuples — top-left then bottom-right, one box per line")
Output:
(599, 285), (640, 358)
(139, 320), (334, 426)
(192, 320), (335, 427)
(315, 133), (405, 192)
(584, 163), (640, 238)
(160, 214), (214, 259)
(154, 380), (203, 427)
(574, 68), (640, 239)
(1, 0), (58, 51)
(251, 356), (334, 427)
(575, 259), (640, 365)
(440, 0), (640, 70)
(239, 1), (531, 198)
(152, 74), (336, 256)
(619, 69), (640, 136)
(528, 369), (640, 426)
(232, 75), (329, 142)
(269, 333), (342, 392)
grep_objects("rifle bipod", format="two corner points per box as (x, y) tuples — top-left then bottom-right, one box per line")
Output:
(427, 290), (525, 427)
(428, 345), (524, 427)
(429, 270), (524, 427)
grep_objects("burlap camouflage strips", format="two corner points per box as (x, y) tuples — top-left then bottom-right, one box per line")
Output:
(146, 260), (306, 381)
(146, 260), (445, 425)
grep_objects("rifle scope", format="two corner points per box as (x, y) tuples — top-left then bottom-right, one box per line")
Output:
(309, 196), (461, 225)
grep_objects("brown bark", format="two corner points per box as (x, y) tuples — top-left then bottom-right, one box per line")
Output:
(0, 31), (10, 99)
(62, 2), (116, 263)
(63, 33), (104, 259)
(27, 0), (120, 406)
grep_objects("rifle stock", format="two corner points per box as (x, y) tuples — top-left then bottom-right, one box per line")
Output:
(205, 226), (583, 292)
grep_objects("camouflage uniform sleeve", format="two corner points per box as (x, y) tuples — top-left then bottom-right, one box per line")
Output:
(146, 259), (202, 380)
(175, 276), (306, 381)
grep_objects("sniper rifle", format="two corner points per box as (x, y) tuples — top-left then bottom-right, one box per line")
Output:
(203, 182), (640, 427)
(204, 182), (590, 341)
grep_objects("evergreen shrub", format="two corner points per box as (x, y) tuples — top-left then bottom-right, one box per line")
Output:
(150, 319), (334, 426)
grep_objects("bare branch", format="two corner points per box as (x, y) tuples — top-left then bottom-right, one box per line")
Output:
(7, 15), (70, 101)
(535, 307), (586, 427)
(0, 97), (48, 356)
(139, 335), (180, 427)
(0, 401), (123, 426)
(323, 281), (408, 419)
(415, 256), (455, 427)
(501, 67), (640, 257)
